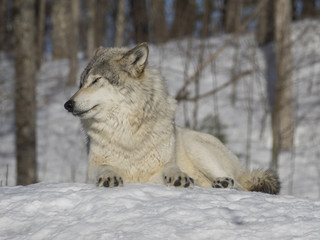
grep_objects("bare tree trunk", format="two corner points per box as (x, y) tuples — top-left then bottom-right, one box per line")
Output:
(52, 0), (70, 60)
(0, 0), (7, 54)
(224, 0), (243, 33)
(291, 0), (298, 20)
(256, 0), (274, 47)
(130, 0), (149, 43)
(87, 0), (96, 58)
(14, 0), (37, 185)
(68, 0), (79, 86)
(114, 0), (126, 47)
(271, 0), (294, 171)
(170, 0), (196, 39)
(95, 0), (108, 47)
(301, 0), (316, 18)
(201, 0), (212, 38)
(78, 0), (87, 53)
(36, 0), (45, 69)
(150, 0), (167, 44)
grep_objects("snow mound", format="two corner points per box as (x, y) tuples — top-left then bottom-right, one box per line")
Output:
(1, 183), (320, 239)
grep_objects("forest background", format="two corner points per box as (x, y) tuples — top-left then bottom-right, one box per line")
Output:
(0, 0), (320, 198)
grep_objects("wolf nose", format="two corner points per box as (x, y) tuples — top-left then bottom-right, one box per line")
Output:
(64, 100), (75, 112)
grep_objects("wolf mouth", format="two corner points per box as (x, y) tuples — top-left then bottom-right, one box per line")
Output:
(73, 105), (99, 117)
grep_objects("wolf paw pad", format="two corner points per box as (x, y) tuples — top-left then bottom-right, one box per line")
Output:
(164, 173), (194, 188)
(97, 176), (124, 188)
(212, 177), (234, 189)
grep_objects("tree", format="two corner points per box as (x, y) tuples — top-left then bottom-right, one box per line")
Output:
(255, 0), (294, 171)
(150, 0), (167, 44)
(0, 0), (7, 55)
(114, 0), (126, 47)
(130, 0), (149, 43)
(51, 0), (79, 85)
(14, 0), (38, 185)
(95, 0), (108, 47)
(301, 0), (316, 18)
(291, 0), (298, 20)
(256, 0), (274, 47)
(87, 0), (108, 57)
(51, 0), (70, 60)
(87, 0), (96, 58)
(67, 0), (79, 86)
(201, 0), (213, 38)
(170, 0), (196, 39)
(36, 0), (45, 69)
(224, 0), (243, 33)
(271, 0), (294, 170)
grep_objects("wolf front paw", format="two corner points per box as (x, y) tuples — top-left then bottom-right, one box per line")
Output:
(97, 175), (124, 188)
(212, 177), (234, 189)
(164, 172), (194, 188)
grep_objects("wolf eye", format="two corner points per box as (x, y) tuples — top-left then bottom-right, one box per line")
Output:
(92, 77), (102, 85)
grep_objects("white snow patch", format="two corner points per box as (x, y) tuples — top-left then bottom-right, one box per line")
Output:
(1, 183), (320, 240)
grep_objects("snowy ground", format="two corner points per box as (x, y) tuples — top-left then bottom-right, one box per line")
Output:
(1, 183), (320, 240)
(0, 20), (320, 239)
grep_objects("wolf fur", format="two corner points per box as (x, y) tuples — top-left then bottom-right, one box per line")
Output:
(64, 43), (280, 194)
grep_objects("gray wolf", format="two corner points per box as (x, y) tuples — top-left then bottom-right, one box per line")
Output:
(64, 43), (280, 194)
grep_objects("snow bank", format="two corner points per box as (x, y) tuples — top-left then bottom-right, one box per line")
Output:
(1, 183), (320, 239)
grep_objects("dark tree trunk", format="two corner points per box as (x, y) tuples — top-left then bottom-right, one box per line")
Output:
(201, 0), (213, 38)
(68, 0), (79, 86)
(114, 0), (126, 47)
(95, 0), (108, 47)
(150, 0), (167, 44)
(14, 0), (38, 185)
(224, 0), (243, 33)
(0, 0), (7, 53)
(87, 0), (96, 58)
(170, 0), (196, 39)
(35, 0), (45, 69)
(256, 0), (274, 47)
(301, 0), (316, 18)
(51, 0), (71, 60)
(130, 0), (149, 43)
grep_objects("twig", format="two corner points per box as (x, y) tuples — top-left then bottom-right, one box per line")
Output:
(175, 0), (268, 100)
(5, 164), (8, 186)
(177, 70), (252, 102)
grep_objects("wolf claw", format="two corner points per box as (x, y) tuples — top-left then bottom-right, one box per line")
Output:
(97, 176), (124, 188)
(164, 173), (194, 188)
(212, 177), (234, 189)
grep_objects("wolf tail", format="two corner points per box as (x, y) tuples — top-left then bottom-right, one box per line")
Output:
(239, 169), (281, 194)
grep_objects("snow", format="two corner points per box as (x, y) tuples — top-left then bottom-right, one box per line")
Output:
(1, 20), (320, 239)
(1, 182), (320, 240)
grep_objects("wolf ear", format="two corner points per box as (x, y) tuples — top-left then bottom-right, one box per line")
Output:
(94, 46), (105, 57)
(120, 43), (149, 78)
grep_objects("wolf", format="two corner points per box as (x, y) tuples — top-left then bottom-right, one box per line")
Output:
(64, 43), (280, 194)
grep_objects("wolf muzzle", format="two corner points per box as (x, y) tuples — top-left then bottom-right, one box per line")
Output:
(64, 100), (75, 112)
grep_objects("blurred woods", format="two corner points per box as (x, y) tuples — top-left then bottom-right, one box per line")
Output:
(0, 0), (320, 186)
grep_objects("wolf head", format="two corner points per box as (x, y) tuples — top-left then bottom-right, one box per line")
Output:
(64, 43), (176, 128)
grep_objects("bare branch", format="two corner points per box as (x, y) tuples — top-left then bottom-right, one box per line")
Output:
(177, 70), (253, 102)
(175, 0), (268, 100)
